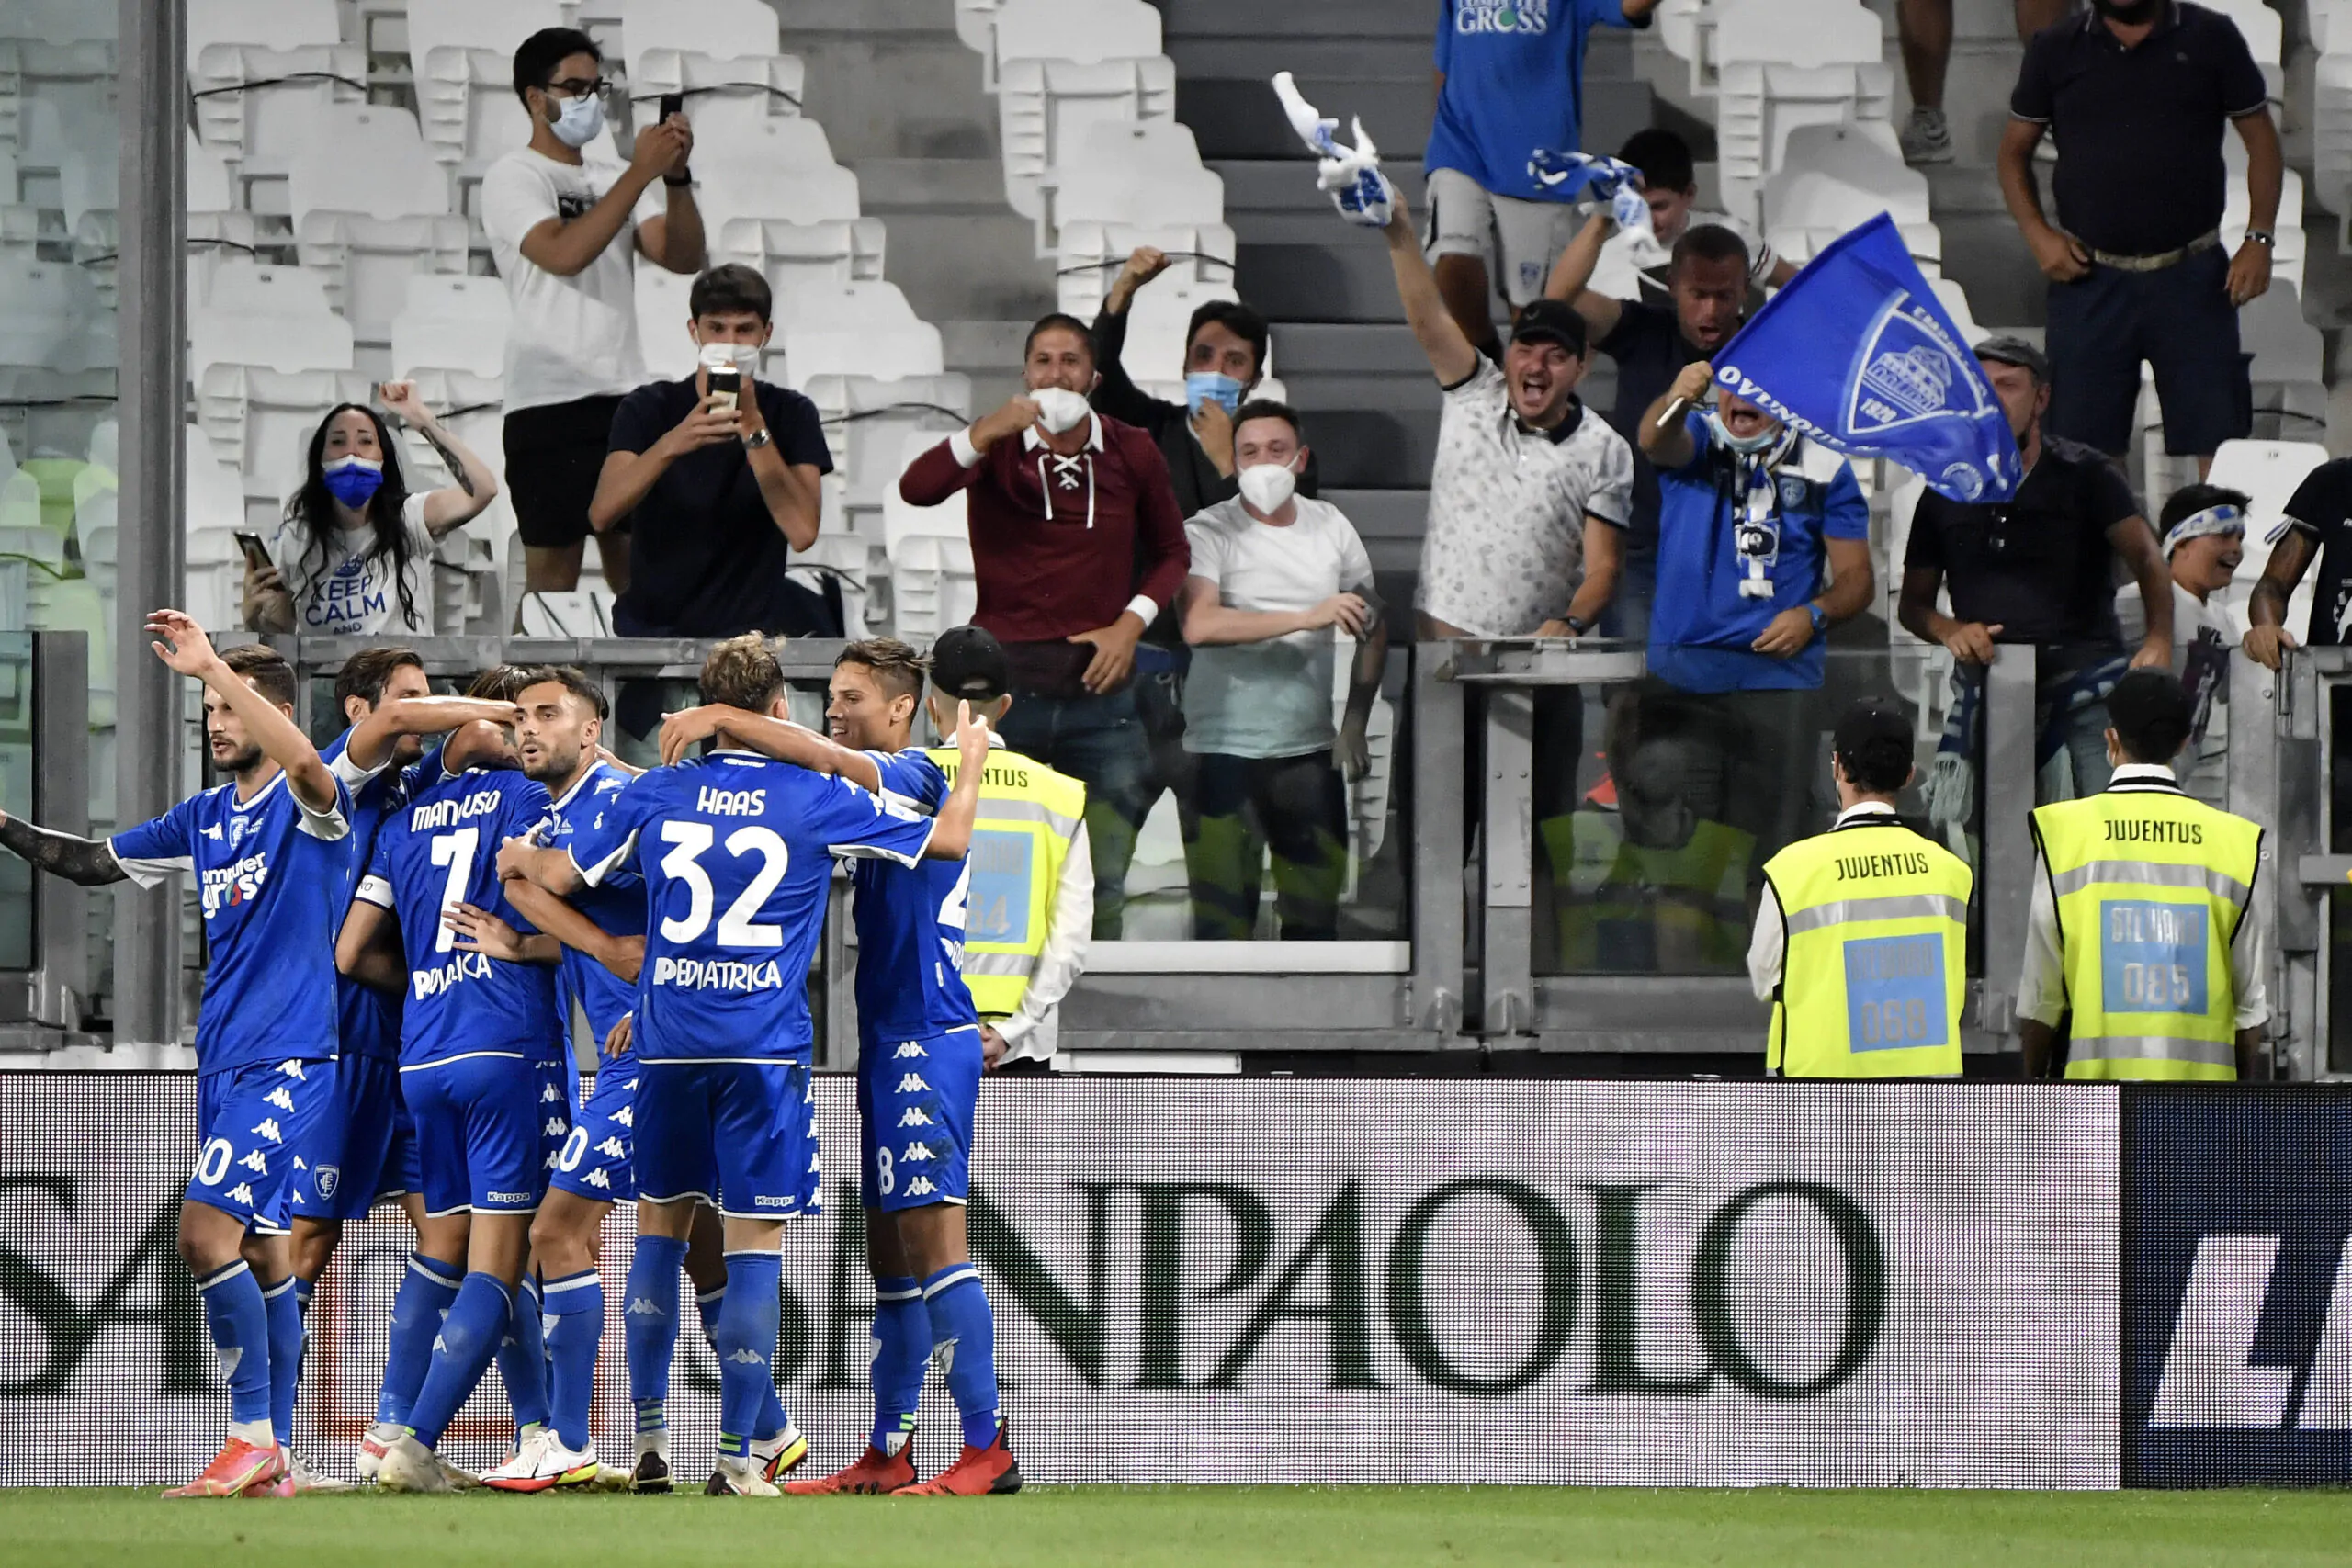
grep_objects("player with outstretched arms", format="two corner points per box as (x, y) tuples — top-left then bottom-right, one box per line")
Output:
(503, 633), (989, 1496)
(663, 637), (1020, 1495)
(0, 614), (397, 1496)
(335, 710), (568, 1492)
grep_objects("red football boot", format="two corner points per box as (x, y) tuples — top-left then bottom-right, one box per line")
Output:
(901, 1422), (1021, 1496)
(783, 1443), (919, 1495)
(164, 1438), (286, 1498)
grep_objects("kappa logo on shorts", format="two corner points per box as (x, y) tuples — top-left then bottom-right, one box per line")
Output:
(595, 1136), (626, 1159)
(543, 1117), (567, 1137)
(893, 1043), (927, 1059)
(903, 1177), (936, 1197)
(585, 1168), (611, 1190)
(615, 1107), (634, 1129)
(315, 1165), (340, 1198)
(897, 1073), (931, 1093)
(902, 1144), (933, 1163)
(264, 1087), (295, 1112)
(227, 1182), (255, 1206)
(238, 1150), (268, 1174)
(252, 1117), (282, 1143)
(541, 1084), (561, 1105)
(277, 1060), (307, 1080)
(899, 1108), (933, 1128)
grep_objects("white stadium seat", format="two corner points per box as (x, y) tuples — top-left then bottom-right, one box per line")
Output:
(1120, 276), (1238, 406)
(779, 282), (944, 387)
(1040, 118), (1227, 299)
(1713, 0), (1893, 226)
(992, 0), (1172, 221)
(956, 0), (1005, 56)
(189, 261), (354, 379)
(714, 216), (888, 306)
(623, 0), (802, 146)
(407, 0), (569, 173)
(1761, 122), (1939, 275)
(884, 435), (975, 641)
(2207, 438), (2329, 637)
(289, 106), (466, 345)
(636, 265), (699, 380)
(0, 256), (103, 372)
(188, 0), (366, 183)
(692, 117), (859, 236)
(392, 274), (512, 380)
(196, 366), (372, 525)
(2223, 167), (2305, 298)
(801, 371), (973, 513)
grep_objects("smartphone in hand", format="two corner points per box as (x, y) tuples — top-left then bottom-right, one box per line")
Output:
(658, 91), (684, 123)
(233, 531), (273, 573)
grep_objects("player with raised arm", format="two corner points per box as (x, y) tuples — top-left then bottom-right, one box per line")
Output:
(336, 711), (568, 1493)
(0, 614), (382, 1496)
(504, 633), (989, 1496)
(663, 639), (1019, 1495)
(283, 647), (528, 1490)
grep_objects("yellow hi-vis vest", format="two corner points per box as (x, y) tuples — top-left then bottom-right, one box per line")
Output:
(927, 743), (1087, 1019)
(2029, 781), (2263, 1082)
(1761, 818), (1971, 1077)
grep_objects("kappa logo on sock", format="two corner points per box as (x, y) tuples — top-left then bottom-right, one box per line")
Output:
(934, 1337), (957, 1376)
(627, 1296), (663, 1316)
(725, 1348), (767, 1367)
(432, 1334), (447, 1353)
(218, 1346), (243, 1379)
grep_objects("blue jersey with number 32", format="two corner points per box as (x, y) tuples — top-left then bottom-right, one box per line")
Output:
(358, 767), (562, 1067)
(566, 750), (937, 1064)
(853, 749), (978, 1043)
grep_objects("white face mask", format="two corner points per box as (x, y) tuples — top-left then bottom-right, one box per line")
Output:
(1707, 409), (1782, 454)
(548, 92), (605, 149)
(1031, 387), (1091, 435)
(1237, 460), (1297, 515)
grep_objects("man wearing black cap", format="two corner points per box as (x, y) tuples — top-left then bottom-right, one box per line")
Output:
(1899, 335), (2172, 807)
(1748, 699), (1971, 1077)
(923, 626), (1095, 1072)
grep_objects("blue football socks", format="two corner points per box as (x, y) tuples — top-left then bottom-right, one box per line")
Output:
(870, 1275), (930, 1456)
(701, 1280), (791, 1441)
(543, 1269), (602, 1454)
(377, 1252), (461, 1428)
(407, 1272), (512, 1449)
(195, 1259), (273, 1432)
(922, 1263), (1001, 1450)
(261, 1275), (303, 1447)
(496, 1272), (550, 1435)
(624, 1235), (687, 1448)
(711, 1251), (783, 1461)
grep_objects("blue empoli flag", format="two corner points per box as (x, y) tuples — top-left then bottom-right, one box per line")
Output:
(1713, 212), (2020, 502)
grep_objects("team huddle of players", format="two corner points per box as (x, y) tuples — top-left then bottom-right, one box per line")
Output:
(0, 610), (1023, 1499)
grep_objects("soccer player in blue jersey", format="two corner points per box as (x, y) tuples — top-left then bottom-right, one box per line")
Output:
(283, 647), (529, 1490)
(663, 638), (1019, 1495)
(0, 613), (379, 1497)
(503, 633), (989, 1496)
(335, 718), (568, 1493)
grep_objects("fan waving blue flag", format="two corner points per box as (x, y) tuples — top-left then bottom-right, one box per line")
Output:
(1713, 213), (2020, 502)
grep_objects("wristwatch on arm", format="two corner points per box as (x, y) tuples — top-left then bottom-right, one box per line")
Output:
(742, 428), (772, 450)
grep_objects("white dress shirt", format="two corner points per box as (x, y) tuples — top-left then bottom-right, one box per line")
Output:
(1746, 801), (1902, 1002)
(2016, 763), (2269, 1030)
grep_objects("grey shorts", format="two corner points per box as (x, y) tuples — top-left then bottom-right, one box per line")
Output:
(1423, 166), (1581, 307)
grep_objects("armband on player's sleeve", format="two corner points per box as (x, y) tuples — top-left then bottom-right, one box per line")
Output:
(355, 874), (396, 909)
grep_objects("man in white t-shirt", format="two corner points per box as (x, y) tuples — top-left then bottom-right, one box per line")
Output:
(1179, 402), (1385, 942)
(481, 27), (705, 600)
(2119, 482), (2246, 807)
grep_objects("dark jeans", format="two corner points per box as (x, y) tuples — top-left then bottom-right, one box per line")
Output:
(997, 683), (1153, 942)
(2045, 247), (2248, 456)
(1185, 750), (1350, 941)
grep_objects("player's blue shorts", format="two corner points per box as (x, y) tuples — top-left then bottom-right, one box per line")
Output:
(290, 1052), (411, 1222)
(633, 1060), (820, 1221)
(401, 1052), (558, 1217)
(857, 1028), (980, 1213)
(191, 1056), (333, 1235)
(535, 1052), (576, 1179)
(549, 1059), (638, 1203)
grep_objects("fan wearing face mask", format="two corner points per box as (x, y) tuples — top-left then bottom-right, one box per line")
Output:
(481, 27), (707, 605)
(1176, 402), (1385, 942)
(900, 313), (1193, 941)
(1634, 359), (1876, 867)
(243, 383), (499, 637)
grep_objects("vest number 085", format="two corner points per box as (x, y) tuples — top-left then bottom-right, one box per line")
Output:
(657, 821), (788, 947)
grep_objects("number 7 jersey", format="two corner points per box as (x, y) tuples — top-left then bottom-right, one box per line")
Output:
(565, 749), (939, 1063)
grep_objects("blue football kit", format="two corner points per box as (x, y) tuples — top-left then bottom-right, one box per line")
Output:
(541, 761), (650, 1205)
(853, 749), (983, 1214)
(566, 750), (936, 1218)
(356, 766), (566, 1216)
(111, 752), (376, 1233)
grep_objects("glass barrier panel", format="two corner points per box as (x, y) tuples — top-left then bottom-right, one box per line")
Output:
(0, 632), (33, 968)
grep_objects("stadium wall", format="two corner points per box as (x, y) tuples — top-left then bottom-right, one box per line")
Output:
(4, 1077), (2344, 1488)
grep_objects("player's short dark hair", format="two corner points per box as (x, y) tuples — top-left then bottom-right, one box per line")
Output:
(690, 263), (771, 323)
(334, 645), (424, 711)
(513, 27), (600, 106)
(468, 664), (533, 703)
(2160, 483), (2253, 534)
(837, 637), (928, 703)
(1186, 299), (1268, 378)
(516, 664), (609, 722)
(2107, 670), (2195, 764)
(1617, 127), (1696, 194)
(221, 643), (299, 709)
(701, 633), (786, 713)
(1672, 223), (1750, 277)
(1232, 398), (1301, 444)
(1023, 311), (1095, 364)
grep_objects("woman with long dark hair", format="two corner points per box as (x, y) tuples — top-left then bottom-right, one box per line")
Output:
(242, 381), (499, 635)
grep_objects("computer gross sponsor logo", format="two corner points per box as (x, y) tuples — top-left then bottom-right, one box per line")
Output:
(2123, 1089), (2352, 1484)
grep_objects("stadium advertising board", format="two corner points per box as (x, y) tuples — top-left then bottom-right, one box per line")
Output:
(0, 1076), (2117, 1487)
(2123, 1089), (2352, 1485)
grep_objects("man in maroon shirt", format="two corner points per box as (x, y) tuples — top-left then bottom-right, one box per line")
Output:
(899, 312), (1190, 939)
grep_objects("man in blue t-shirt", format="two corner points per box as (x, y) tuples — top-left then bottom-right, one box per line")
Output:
(337, 741), (566, 1492)
(1424, 0), (1659, 354)
(662, 637), (1016, 1495)
(0, 615), (381, 1497)
(503, 633), (990, 1496)
(1632, 358), (1875, 866)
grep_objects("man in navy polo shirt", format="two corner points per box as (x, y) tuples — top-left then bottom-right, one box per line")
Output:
(1996, 0), (2280, 476)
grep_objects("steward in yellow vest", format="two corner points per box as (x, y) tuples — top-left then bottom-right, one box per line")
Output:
(2020, 669), (2267, 1081)
(925, 626), (1094, 1069)
(1752, 699), (1971, 1077)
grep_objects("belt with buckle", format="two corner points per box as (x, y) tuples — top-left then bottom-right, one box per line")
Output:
(2085, 230), (2221, 273)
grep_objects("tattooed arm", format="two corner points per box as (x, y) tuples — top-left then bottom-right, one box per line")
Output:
(0, 809), (127, 886)
(377, 380), (499, 536)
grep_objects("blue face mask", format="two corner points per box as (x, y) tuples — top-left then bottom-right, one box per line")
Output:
(1185, 371), (1246, 416)
(322, 455), (384, 509)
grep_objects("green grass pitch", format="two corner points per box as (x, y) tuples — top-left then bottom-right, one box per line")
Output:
(6, 1485), (2352, 1567)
